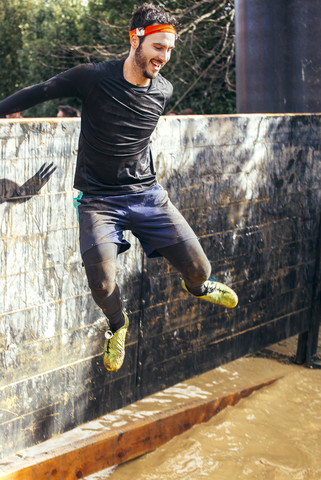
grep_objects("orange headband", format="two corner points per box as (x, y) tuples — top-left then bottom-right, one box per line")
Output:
(129, 24), (177, 39)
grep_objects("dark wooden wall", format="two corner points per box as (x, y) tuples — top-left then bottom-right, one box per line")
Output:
(0, 114), (320, 459)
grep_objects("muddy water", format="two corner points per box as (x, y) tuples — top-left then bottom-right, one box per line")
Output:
(86, 358), (321, 480)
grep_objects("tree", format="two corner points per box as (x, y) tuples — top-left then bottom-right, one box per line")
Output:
(19, 0), (88, 116)
(0, 0), (88, 116)
(163, 0), (236, 113)
(0, 0), (33, 98)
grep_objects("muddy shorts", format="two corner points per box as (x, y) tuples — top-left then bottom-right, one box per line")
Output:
(74, 184), (198, 258)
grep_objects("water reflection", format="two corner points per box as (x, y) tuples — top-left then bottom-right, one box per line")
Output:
(86, 359), (321, 480)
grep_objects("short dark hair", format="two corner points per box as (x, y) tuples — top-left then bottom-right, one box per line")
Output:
(129, 3), (177, 31)
(58, 105), (80, 117)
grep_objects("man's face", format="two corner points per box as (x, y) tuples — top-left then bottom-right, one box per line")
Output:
(134, 32), (175, 80)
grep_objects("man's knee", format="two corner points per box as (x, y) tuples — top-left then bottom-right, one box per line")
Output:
(88, 276), (116, 299)
(82, 244), (118, 299)
(84, 258), (117, 299)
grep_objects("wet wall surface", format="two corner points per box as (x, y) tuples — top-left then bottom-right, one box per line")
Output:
(0, 114), (320, 458)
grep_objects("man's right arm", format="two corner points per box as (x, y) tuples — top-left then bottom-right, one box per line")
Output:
(0, 63), (93, 117)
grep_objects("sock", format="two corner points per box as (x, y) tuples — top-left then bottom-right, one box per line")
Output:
(98, 284), (124, 333)
(184, 281), (207, 297)
(104, 311), (125, 333)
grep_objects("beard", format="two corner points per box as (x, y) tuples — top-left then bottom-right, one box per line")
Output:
(134, 44), (157, 80)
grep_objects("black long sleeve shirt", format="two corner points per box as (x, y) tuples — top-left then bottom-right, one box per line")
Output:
(0, 59), (173, 195)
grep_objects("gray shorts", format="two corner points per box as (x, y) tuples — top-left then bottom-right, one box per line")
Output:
(75, 184), (198, 258)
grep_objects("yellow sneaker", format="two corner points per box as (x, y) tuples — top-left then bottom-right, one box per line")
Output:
(182, 279), (238, 309)
(103, 313), (129, 372)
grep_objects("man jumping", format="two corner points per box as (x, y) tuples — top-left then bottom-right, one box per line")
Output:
(0, 3), (238, 372)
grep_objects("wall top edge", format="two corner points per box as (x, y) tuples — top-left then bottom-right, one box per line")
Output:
(1, 113), (321, 124)
(0, 118), (81, 123)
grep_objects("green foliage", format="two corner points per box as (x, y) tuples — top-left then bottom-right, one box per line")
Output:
(163, 0), (236, 114)
(0, 0), (30, 97)
(0, 0), (88, 116)
(0, 0), (236, 116)
(20, 0), (88, 116)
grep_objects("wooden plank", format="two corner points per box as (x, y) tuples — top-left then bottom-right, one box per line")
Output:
(0, 376), (280, 480)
